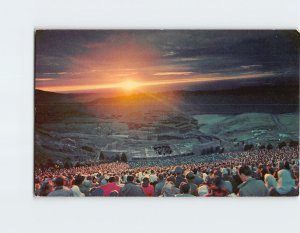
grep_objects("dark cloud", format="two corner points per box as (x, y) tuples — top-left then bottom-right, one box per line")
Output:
(158, 30), (299, 77)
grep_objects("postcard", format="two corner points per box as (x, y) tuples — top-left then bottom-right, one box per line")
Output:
(34, 30), (299, 197)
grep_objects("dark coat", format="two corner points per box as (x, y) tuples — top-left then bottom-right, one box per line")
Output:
(119, 182), (145, 197)
(155, 180), (166, 196)
(238, 178), (268, 197)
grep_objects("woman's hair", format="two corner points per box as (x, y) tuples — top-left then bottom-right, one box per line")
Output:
(142, 177), (150, 187)
(127, 175), (134, 182)
(73, 175), (84, 186)
(214, 177), (225, 189)
(109, 190), (119, 197)
(239, 166), (252, 176)
(179, 182), (190, 194)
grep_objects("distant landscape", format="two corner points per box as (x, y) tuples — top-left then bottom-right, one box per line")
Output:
(35, 83), (299, 166)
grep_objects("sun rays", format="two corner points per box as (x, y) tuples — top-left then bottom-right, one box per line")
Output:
(120, 80), (141, 91)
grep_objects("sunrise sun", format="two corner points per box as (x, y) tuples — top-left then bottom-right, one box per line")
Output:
(121, 80), (140, 91)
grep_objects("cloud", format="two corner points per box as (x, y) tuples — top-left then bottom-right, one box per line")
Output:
(36, 72), (68, 76)
(35, 77), (56, 81)
(163, 51), (176, 57)
(153, 72), (193, 76)
(240, 65), (262, 69)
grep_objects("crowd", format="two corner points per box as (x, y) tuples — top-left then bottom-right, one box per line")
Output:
(34, 147), (299, 197)
(153, 144), (173, 155)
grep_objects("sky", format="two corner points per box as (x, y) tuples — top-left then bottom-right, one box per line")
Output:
(35, 30), (299, 93)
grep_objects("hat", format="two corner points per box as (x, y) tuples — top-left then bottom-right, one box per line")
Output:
(186, 172), (195, 180)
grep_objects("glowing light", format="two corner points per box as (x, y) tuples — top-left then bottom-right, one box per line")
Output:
(120, 80), (140, 91)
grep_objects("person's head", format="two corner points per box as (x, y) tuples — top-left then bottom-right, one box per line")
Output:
(175, 166), (183, 175)
(291, 165), (299, 180)
(221, 168), (228, 176)
(198, 185), (209, 196)
(277, 169), (295, 189)
(108, 176), (116, 183)
(127, 175), (134, 183)
(193, 175), (204, 186)
(73, 175), (84, 186)
(167, 175), (176, 184)
(204, 175), (212, 186)
(277, 161), (284, 170)
(283, 161), (290, 170)
(186, 172), (195, 182)
(238, 166), (252, 182)
(109, 190), (119, 197)
(54, 176), (64, 187)
(100, 179), (107, 186)
(142, 177), (150, 187)
(39, 181), (53, 196)
(162, 182), (175, 197)
(213, 170), (222, 178)
(214, 177), (225, 189)
(258, 164), (263, 170)
(193, 168), (198, 174)
(34, 178), (40, 184)
(268, 167), (275, 175)
(179, 182), (190, 194)
(92, 176), (97, 183)
(158, 173), (164, 181)
(264, 174), (277, 189)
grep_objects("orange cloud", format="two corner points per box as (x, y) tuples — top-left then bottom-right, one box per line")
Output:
(37, 72), (274, 93)
(35, 77), (56, 81)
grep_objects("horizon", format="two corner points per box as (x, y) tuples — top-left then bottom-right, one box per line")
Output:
(35, 79), (300, 100)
